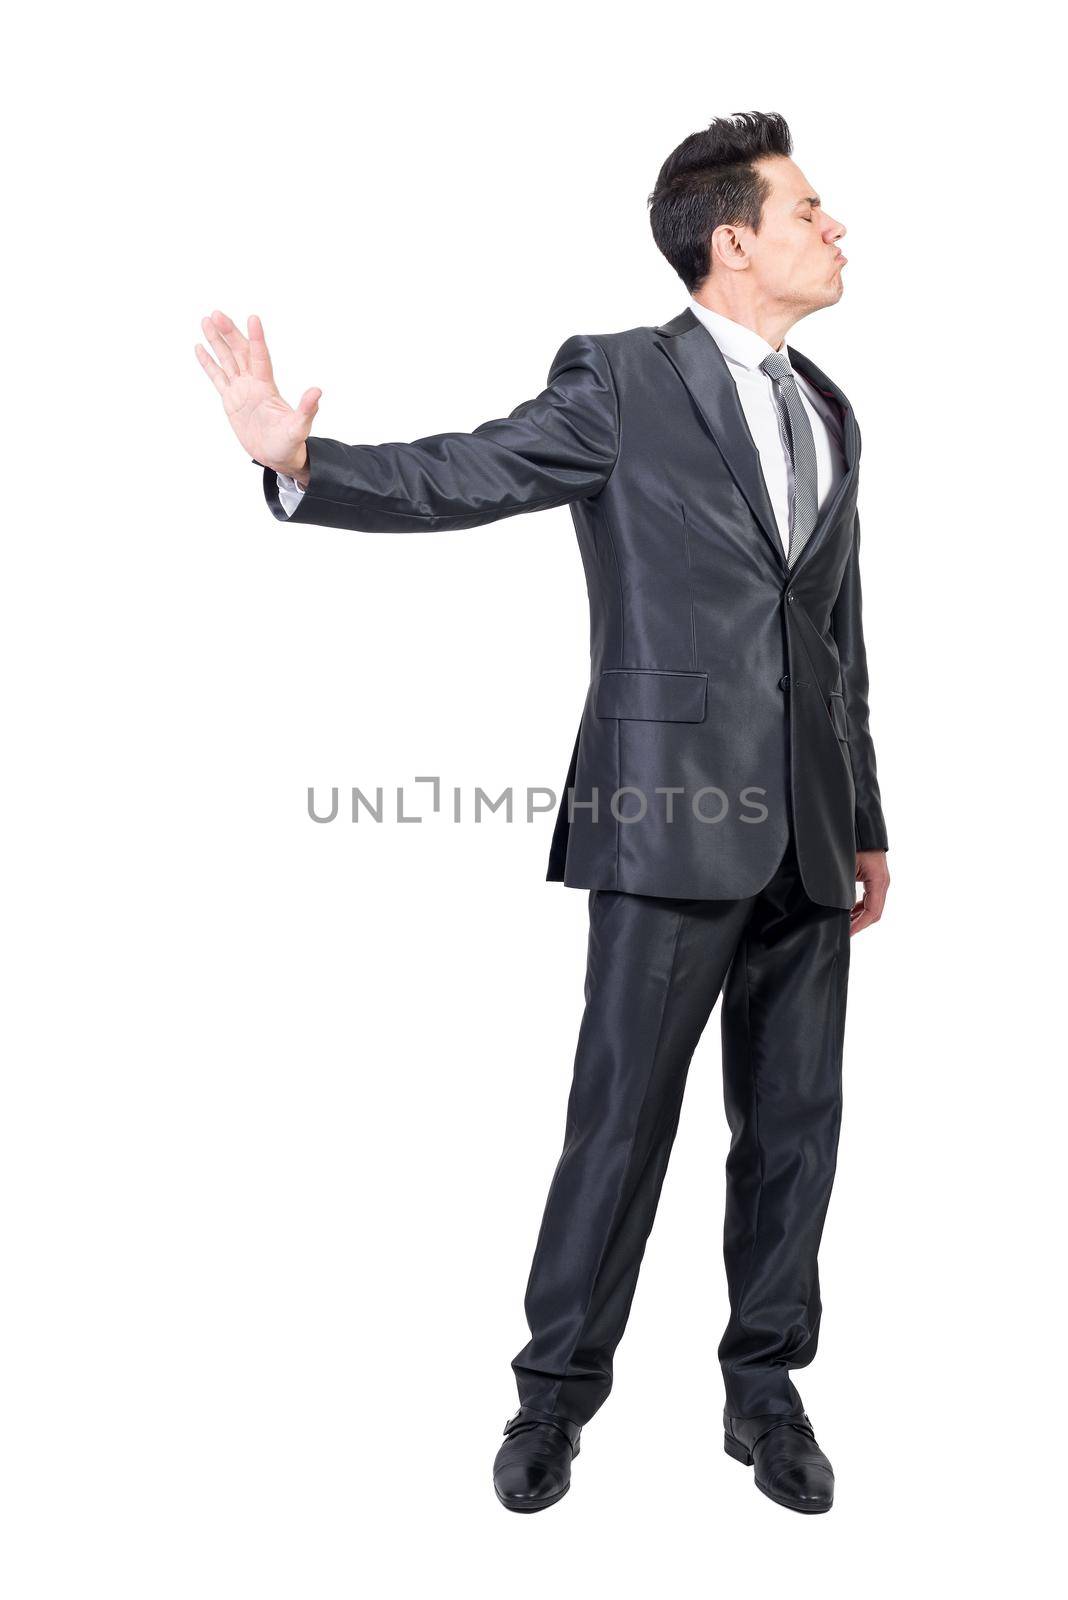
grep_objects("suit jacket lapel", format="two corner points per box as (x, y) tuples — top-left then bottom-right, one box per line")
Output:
(784, 344), (860, 576)
(654, 308), (787, 573)
(656, 308), (861, 579)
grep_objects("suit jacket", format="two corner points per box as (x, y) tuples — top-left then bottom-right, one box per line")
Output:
(262, 304), (888, 909)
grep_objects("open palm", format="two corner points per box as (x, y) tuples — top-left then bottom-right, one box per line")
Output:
(195, 310), (321, 480)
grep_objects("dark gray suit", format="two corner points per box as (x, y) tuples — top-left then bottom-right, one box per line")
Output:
(260, 305), (888, 1423)
(263, 304), (887, 910)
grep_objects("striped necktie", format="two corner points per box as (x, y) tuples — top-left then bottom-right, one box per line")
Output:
(760, 350), (818, 568)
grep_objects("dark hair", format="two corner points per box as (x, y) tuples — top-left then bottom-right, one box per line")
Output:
(648, 112), (793, 292)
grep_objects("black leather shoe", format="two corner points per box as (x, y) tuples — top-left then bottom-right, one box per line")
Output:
(724, 1410), (834, 1514)
(493, 1406), (582, 1513)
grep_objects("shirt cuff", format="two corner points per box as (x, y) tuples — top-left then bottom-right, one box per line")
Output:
(275, 472), (306, 517)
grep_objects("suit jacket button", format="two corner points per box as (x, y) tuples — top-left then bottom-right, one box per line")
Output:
(779, 675), (790, 691)
(786, 590), (795, 603)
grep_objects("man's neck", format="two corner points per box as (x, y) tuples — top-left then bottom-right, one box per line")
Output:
(689, 290), (798, 353)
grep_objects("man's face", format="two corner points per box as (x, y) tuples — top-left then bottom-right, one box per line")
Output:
(742, 155), (847, 312)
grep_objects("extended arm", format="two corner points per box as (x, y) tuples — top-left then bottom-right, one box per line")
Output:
(261, 333), (620, 533)
(194, 308), (619, 534)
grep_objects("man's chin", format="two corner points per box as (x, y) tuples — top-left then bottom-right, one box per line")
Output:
(791, 282), (844, 318)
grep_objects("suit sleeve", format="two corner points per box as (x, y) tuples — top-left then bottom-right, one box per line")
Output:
(259, 333), (620, 532)
(830, 510), (889, 852)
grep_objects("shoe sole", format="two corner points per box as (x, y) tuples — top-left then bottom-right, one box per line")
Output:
(724, 1431), (832, 1515)
(494, 1481), (570, 1513)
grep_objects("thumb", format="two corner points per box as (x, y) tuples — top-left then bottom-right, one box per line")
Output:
(296, 387), (322, 424)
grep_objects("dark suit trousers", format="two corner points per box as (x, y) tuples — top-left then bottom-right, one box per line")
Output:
(510, 831), (851, 1424)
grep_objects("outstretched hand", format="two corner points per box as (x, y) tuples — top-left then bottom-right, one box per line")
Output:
(195, 310), (320, 483)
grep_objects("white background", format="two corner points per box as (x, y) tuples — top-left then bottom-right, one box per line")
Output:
(3, 3), (1063, 1594)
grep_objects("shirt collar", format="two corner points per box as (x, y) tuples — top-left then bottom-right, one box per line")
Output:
(687, 296), (787, 372)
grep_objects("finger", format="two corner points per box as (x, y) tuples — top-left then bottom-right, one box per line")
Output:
(210, 308), (250, 373)
(247, 314), (275, 385)
(850, 894), (883, 936)
(194, 342), (229, 394)
(201, 315), (239, 378)
(296, 386), (322, 419)
(866, 884), (888, 919)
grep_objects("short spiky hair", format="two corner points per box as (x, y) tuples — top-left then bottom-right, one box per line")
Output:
(648, 112), (793, 292)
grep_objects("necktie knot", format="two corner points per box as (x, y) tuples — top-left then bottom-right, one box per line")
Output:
(760, 351), (792, 383)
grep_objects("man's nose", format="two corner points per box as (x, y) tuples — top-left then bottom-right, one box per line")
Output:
(824, 215), (847, 243)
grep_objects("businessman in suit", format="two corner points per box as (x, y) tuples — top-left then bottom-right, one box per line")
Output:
(196, 111), (889, 1516)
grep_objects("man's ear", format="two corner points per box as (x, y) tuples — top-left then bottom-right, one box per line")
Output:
(708, 222), (749, 273)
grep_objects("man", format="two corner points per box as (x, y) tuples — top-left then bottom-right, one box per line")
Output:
(196, 110), (889, 1517)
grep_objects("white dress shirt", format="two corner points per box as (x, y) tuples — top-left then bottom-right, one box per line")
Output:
(686, 297), (845, 555)
(273, 301), (847, 541)
(275, 466), (308, 517)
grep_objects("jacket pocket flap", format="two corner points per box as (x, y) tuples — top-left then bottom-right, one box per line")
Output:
(829, 691), (849, 740)
(596, 668), (708, 722)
